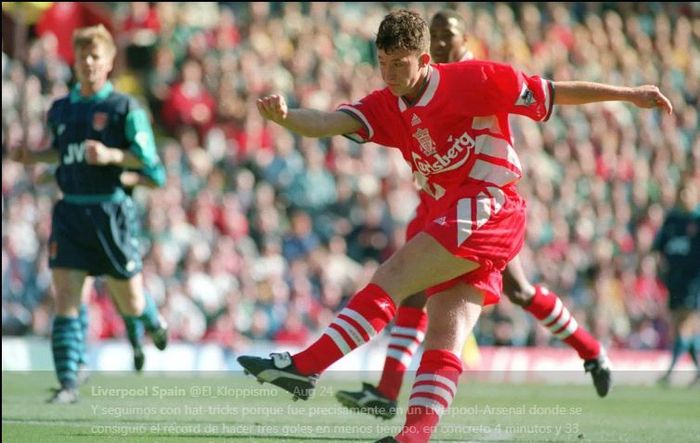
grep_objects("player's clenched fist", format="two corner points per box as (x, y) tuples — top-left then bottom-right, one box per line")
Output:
(257, 95), (288, 123)
(85, 139), (118, 165)
(630, 85), (673, 114)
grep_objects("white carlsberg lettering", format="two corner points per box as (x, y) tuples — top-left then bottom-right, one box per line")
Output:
(63, 142), (86, 164)
(412, 131), (475, 176)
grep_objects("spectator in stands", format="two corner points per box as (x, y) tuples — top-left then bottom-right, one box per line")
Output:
(161, 58), (216, 140)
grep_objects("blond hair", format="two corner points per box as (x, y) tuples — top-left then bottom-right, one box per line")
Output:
(73, 24), (116, 58)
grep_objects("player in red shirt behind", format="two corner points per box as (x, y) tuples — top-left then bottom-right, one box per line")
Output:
(239, 9), (672, 443)
(334, 10), (613, 421)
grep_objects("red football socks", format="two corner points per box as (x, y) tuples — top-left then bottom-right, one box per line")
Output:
(525, 285), (600, 360)
(376, 306), (428, 400)
(396, 349), (463, 443)
(293, 284), (396, 375)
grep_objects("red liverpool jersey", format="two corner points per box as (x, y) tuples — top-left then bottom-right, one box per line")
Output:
(338, 60), (553, 206)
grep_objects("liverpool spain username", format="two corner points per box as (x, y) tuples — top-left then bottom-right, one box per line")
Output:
(90, 386), (188, 399)
(90, 385), (280, 399)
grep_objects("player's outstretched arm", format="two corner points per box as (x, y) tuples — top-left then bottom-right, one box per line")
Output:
(257, 94), (361, 138)
(8, 148), (60, 165)
(552, 81), (673, 114)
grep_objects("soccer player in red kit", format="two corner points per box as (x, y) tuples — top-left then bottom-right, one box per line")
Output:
(335, 10), (612, 421)
(238, 9), (672, 443)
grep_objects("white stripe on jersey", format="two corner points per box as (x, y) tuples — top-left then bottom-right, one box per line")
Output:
(415, 67), (440, 107)
(337, 105), (374, 140)
(474, 134), (521, 171)
(456, 193), (500, 245)
(467, 134), (522, 186)
(456, 197), (473, 245)
(397, 67), (441, 110)
(506, 143), (522, 170)
(541, 78), (551, 120)
(486, 186), (506, 213)
(476, 192), (491, 229)
(398, 97), (407, 113)
(469, 159), (520, 186)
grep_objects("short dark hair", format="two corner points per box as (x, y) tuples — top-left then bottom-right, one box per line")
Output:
(376, 9), (429, 54)
(430, 10), (467, 33)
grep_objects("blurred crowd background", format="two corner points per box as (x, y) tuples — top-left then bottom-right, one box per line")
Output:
(2, 2), (698, 355)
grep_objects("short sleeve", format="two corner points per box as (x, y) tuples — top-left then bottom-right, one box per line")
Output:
(464, 61), (554, 122)
(335, 90), (394, 146)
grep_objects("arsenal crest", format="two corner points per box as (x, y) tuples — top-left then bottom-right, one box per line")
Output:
(92, 112), (108, 131)
(413, 127), (436, 156)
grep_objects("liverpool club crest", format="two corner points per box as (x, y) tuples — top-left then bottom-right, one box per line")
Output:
(413, 127), (436, 156)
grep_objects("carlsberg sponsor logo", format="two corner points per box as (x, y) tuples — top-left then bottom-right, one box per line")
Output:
(412, 131), (475, 175)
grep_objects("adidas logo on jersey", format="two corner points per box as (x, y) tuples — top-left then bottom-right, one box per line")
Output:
(411, 114), (421, 126)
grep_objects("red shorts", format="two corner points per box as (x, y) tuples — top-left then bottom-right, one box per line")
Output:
(408, 185), (526, 306)
(406, 191), (434, 241)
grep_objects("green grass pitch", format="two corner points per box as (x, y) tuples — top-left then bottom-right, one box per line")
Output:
(3, 371), (699, 442)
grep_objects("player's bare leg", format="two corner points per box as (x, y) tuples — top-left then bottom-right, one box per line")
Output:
(81, 276), (145, 372)
(501, 254), (536, 306)
(389, 283), (483, 442)
(107, 274), (168, 354)
(238, 232), (479, 400)
(369, 232), (480, 300)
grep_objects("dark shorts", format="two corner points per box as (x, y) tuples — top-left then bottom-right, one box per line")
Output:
(49, 198), (142, 279)
(668, 278), (700, 311)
